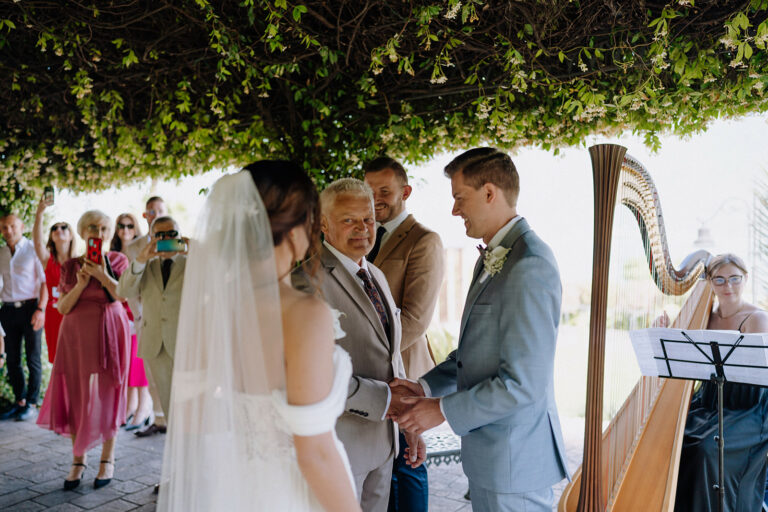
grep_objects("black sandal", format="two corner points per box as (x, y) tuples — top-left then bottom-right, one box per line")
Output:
(64, 462), (87, 491)
(94, 460), (114, 489)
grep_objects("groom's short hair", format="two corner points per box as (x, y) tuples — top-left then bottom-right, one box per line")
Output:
(320, 178), (374, 215)
(445, 148), (519, 206)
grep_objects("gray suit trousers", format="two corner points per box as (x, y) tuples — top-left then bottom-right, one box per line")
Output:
(468, 479), (553, 512)
(354, 453), (394, 512)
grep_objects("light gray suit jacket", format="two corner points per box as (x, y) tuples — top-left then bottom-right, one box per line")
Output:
(422, 218), (570, 494)
(293, 246), (405, 477)
(116, 256), (186, 360)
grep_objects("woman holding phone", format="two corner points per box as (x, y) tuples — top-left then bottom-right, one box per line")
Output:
(33, 196), (75, 363)
(110, 213), (153, 430)
(37, 210), (131, 491)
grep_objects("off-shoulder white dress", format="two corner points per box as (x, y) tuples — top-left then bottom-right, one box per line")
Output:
(233, 345), (355, 511)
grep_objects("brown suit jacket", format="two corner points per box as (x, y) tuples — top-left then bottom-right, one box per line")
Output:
(293, 246), (405, 479)
(372, 214), (444, 379)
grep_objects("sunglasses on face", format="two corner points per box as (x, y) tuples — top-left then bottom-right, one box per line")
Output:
(711, 275), (744, 286)
(117, 223), (135, 230)
(50, 224), (69, 232)
(154, 230), (179, 240)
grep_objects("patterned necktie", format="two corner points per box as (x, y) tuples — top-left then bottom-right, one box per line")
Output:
(356, 268), (390, 337)
(161, 258), (173, 288)
(367, 226), (387, 262)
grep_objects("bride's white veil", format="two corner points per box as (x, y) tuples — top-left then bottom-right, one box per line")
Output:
(157, 171), (284, 511)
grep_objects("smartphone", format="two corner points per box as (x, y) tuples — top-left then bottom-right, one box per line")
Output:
(156, 239), (186, 253)
(87, 237), (102, 264)
(43, 186), (54, 206)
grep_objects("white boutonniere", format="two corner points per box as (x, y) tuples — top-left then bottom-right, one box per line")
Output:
(480, 246), (511, 283)
(330, 308), (347, 339)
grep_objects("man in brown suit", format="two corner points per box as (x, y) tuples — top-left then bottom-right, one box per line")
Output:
(364, 157), (444, 512)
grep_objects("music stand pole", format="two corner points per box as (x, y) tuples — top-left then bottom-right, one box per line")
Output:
(709, 342), (726, 512)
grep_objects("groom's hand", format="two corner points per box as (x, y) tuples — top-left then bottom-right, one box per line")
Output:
(403, 431), (427, 468)
(395, 397), (444, 435)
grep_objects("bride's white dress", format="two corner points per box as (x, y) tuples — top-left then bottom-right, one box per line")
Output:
(233, 345), (355, 511)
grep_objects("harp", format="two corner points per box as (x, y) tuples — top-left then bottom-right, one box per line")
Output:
(558, 144), (714, 512)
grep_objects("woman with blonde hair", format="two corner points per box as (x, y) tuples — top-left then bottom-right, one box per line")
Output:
(37, 210), (131, 491)
(675, 253), (768, 511)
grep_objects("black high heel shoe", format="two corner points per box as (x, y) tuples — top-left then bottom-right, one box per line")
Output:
(94, 460), (114, 489)
(64, 462), (87, 490)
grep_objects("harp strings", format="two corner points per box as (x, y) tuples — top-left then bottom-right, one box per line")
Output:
(602, 180), (686, 507)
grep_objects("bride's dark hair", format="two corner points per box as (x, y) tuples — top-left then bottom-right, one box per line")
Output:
(245, 160), (321, 270)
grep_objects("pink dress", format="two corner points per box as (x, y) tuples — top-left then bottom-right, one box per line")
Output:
(123, 303), (148, 387)
(37, 252), (131, 456)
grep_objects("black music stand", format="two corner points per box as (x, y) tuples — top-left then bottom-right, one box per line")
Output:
(631, 328), (768, 512)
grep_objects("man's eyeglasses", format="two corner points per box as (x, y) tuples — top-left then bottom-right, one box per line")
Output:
(117, 223), (135, 230)
(50, 224), (68, 232)
(155, 230), (178, 240)
(710, 275), (744, 286)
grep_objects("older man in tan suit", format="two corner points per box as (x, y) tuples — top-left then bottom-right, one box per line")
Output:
(364, 157), (444, 512)
(117, 216), (186, 430)
(293, 178), (424, 512)
(123, 196), (169, 436)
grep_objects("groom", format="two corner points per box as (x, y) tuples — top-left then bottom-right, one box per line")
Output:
(394, 148), (570, 511)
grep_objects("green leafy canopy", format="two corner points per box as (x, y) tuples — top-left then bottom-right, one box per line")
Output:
(1, 0), (768, 212)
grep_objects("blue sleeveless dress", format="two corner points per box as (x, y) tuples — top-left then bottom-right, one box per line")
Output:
(675, 314), (768, 512)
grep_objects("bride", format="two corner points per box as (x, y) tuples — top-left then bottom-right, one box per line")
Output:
(157, 161), (361, 512)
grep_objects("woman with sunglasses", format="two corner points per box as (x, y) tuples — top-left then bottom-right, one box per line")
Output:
(674, 254), (768, 512)
(110, 213), (153, 431)
(33, 197), (75, 364)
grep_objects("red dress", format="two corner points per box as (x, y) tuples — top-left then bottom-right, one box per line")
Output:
(43, 256), (64, 363)
(37, 252), (131, 456)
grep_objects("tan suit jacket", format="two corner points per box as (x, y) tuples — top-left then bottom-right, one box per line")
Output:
(116, 256), (186, 360)
(293, 246), (405, 479)
(372, 214), (443, 378)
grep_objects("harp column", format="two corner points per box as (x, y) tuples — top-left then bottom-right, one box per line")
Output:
(577, 143), (627, 512)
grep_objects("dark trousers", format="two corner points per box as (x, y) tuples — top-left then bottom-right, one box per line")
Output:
(0, 301), (43, 405)
(388, 431), (429, 512)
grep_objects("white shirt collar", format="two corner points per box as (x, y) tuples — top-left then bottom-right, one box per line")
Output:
(324, 240), (370, 277)
(380, 208), (409, 236)
(487, 215), (522, 250)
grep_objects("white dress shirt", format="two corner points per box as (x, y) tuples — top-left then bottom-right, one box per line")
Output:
(324, 240), (392, 419)
(377, 208), (409, 249)
(0, 237), (45, 303)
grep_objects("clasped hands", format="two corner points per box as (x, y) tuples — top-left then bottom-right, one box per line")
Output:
(385, 378), (445, 465)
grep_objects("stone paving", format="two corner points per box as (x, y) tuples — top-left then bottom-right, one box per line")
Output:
(0, 413), (584, 511)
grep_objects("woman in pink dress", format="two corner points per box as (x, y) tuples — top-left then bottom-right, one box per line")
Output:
(37, 210), (131, 491)
(110, 213), (153, 429)
(32, 197), (75, 364)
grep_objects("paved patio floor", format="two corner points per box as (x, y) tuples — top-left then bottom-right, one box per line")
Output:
(0, 414), (584, 511)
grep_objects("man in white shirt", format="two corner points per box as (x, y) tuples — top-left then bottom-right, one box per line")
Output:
(291, 178), (425, 512)
(0, 213), (48, 421)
